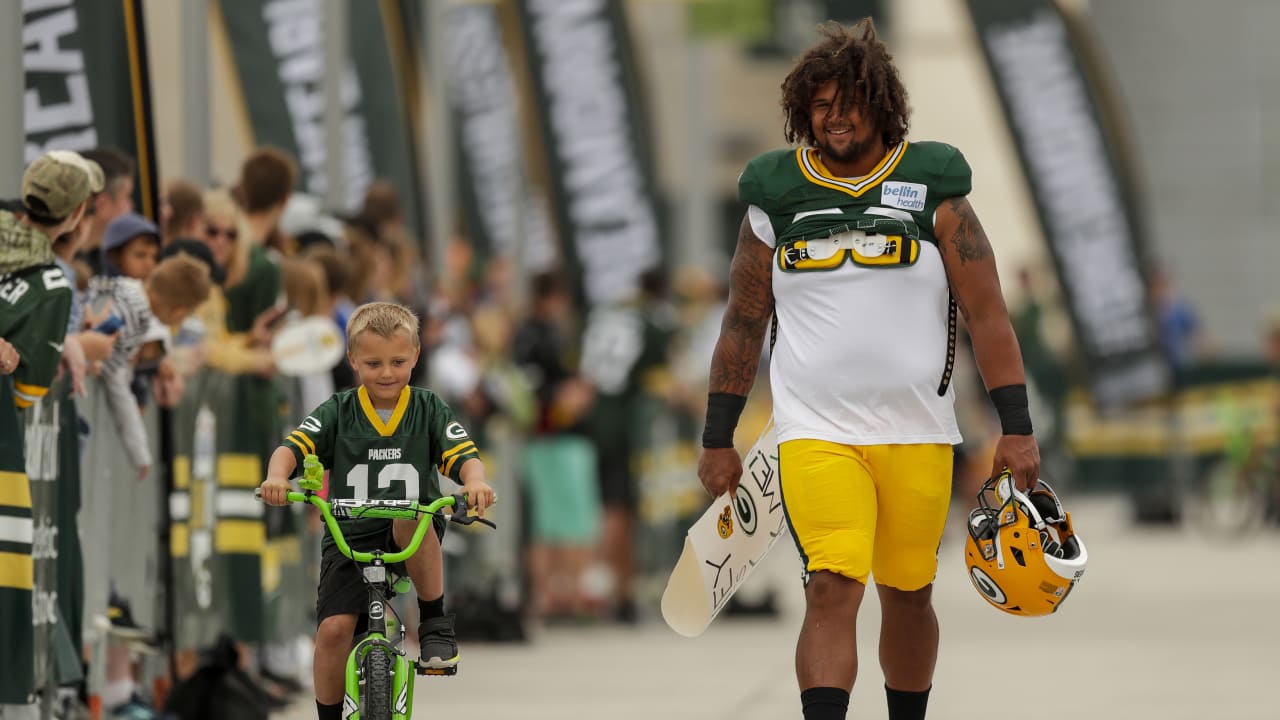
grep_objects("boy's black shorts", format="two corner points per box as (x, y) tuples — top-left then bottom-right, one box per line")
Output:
(315, 516), (447, 624)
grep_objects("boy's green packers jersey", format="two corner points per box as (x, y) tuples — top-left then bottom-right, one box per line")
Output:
(0, 263), (72, 409)
(738, 141), (972, 251)
(281, 386), (480, 546)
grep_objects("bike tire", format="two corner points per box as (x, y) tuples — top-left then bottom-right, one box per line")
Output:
(361, 648), (394, 720)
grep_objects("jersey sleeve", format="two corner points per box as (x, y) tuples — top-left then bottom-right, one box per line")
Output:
(0, 266), (72, 409)
(428, 393), (480, 482)
(932, 144), (973, 199)
(281, 395), (339, 469)
(737, 159), (765, 208)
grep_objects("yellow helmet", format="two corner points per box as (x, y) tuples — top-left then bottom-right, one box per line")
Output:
(964, 471), (1087, 617)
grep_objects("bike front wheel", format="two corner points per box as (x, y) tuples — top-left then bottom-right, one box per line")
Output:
(361, 648), (394, 720)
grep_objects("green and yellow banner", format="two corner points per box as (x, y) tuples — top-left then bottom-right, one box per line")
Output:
(23, 0), (159, 220)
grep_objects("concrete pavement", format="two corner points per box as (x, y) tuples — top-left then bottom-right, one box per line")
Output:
(279, 495), (1280, 719)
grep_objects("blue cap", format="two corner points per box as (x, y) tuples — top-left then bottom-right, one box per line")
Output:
(101, 212), (160, 276)
(103, 212), (160, 252)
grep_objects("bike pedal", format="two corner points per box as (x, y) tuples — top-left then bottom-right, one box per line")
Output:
(416, 664), (458, 677)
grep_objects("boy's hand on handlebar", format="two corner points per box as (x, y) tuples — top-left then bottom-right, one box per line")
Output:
(259, 476), (292, 506)
(461, 478), (496, 517)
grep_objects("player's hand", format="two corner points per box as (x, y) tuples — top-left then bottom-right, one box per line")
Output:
(991, 434), (1040, 492)
(260, 476), (292, 506)
(698, 447), (743, 499)
(0, 338), (19, 375)
(461, 479), (496, 517)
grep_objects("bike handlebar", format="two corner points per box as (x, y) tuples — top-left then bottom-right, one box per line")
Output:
(254, 481), (496, 564)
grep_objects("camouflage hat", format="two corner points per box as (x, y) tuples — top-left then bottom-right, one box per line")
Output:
(21, 150), (105, 222)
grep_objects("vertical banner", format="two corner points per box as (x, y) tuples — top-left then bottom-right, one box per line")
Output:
(23, 0), (160, 220)
(25, 386), (82, 692)
(965, 0), (1169, 408)
(0, 381), (34, 704)
(441, 1), (556, 268)
(216, 0), (424, 231)
(169, 371), (231, 650)
(350, 0), (427, 236)
(510, 0), (663, 305)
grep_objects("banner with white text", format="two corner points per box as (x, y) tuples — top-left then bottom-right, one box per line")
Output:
(965, 0), (1169, 407)
(23, 0), (159, 220)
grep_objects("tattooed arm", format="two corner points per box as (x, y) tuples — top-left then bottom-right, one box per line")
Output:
(709, 214), (776, 395)
(935, 195), (1024, 389)
(697, 214), (774, 497)
(935, 195), (1040, 487)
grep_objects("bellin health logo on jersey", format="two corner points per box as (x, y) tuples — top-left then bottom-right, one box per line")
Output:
(880, 181), (927, 212)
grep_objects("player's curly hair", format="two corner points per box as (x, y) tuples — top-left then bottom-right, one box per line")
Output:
(780, 18), (911, 149)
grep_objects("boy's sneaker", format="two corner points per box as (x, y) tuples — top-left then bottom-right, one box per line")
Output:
(417, 613), (459, 676)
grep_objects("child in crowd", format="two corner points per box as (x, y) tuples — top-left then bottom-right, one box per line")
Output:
(259, 301), (495, 720)
(85, 217), (213, 478)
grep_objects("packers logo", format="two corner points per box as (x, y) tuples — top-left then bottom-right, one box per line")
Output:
(716, 505), (734, 539)
(733, 487), (758, 537)
(969, 567), (1007, 604)
(445, 422), (468, 440)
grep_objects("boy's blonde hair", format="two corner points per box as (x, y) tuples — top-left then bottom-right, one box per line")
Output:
(347, 301), (420, 352)
(147, 252), (212, 310)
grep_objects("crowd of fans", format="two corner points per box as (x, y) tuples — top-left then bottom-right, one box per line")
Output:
(0, 143), (739, 717)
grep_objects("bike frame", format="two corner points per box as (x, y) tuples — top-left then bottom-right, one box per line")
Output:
(284, 488), (459, 720)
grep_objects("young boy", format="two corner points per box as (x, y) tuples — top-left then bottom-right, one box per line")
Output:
(85, 248), (212, 478)
(259, 301), (494, 720)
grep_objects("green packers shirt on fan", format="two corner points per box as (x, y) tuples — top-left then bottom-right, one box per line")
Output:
(0, 263), (71, 702)
(0, 263), (73, 409)
(281, 386), (480, 548)
(739, 141), (971, 447)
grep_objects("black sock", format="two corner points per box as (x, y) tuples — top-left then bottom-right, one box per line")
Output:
(801, 687), (849, 720)
(316, 699), (342, 720)
(419, 594), (444, 622)
(886, 685), (931, 720)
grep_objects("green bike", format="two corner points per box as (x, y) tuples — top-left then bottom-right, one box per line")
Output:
(257, 454), (496, 720)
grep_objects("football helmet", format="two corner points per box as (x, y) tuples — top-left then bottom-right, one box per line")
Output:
(964, 471), (1087, 617)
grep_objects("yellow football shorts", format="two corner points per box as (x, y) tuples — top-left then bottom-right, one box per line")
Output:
(779, 439), (953, 590)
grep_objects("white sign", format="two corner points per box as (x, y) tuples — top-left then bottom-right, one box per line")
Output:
(270, 315), (345, 377)
(662, 419), (785, 637)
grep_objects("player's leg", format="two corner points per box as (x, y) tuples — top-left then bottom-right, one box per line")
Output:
(314, 540), (374, 717)
(394, 517), (443, 602)
(868, 443), (953, 719)
(312, 613), (357, 716)
(780, 439), (877, 720)
(395, 517), (456, 671)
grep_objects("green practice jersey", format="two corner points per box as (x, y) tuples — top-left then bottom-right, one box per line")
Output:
(281, 386), (480, 545)
(0, 263), (72, 409)
(739, 141), (971, 255)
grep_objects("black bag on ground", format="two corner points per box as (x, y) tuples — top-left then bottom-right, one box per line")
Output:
(163, 635), (272, 720)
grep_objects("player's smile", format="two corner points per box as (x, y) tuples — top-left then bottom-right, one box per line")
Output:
(808, 79), (884, 176)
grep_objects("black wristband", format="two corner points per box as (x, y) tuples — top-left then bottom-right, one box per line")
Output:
(988, 384), (1033, 435)
(702, 393), (747, 448)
